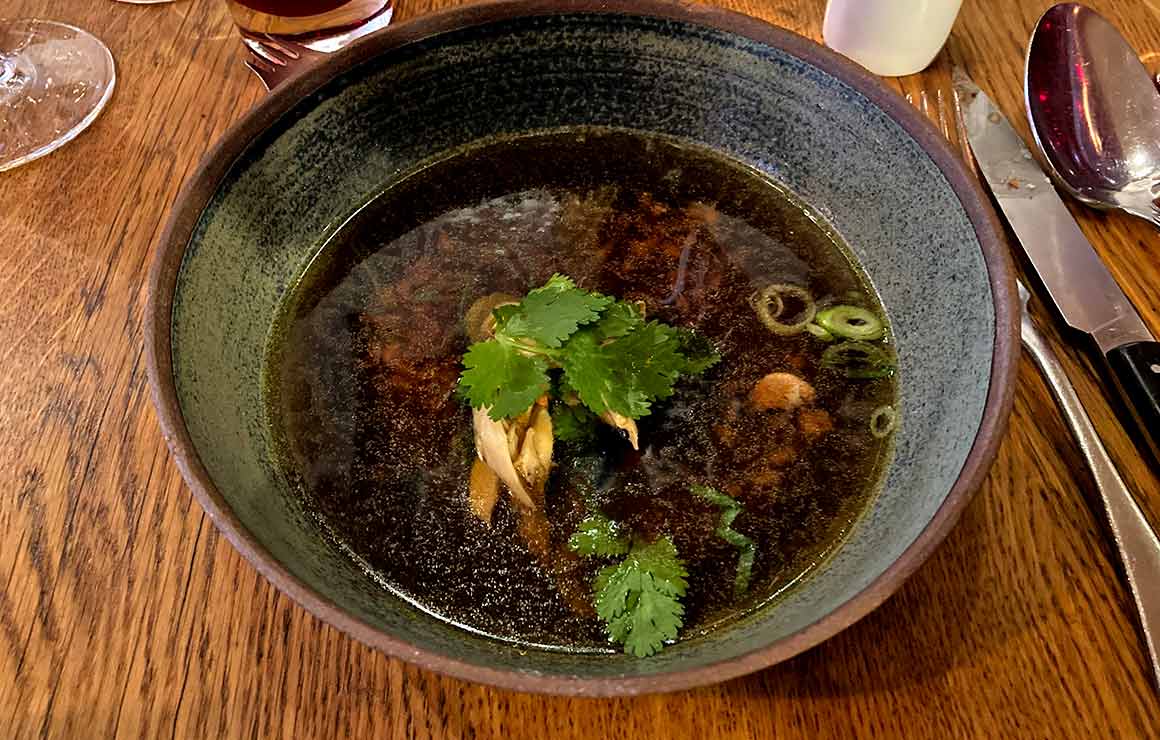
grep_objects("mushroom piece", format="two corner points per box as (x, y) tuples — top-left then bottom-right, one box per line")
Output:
(472, 406), (536, 509)
(468, 458), (501, 525)
(517, 503), (552, 562)
(559, 390), (641, 451)
(514, 400), (554, 498)
(599, 409), (640, 450)
(464, 292), (519, 342)
(470, 396), (555, 513)
(749, 372), (816, 411)
(798, 407), (834, 440)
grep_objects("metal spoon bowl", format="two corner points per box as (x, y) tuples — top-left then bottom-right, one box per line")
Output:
(1025, 3), (1160, 227)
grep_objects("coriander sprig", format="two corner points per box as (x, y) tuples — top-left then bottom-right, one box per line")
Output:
(458, 275), (718, 422)
(594, 536), (688, 658)
(567, 514), (688, 657)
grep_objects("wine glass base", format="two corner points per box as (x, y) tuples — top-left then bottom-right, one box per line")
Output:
(301, 4), (394, 53)
(0, 19), (116, 172)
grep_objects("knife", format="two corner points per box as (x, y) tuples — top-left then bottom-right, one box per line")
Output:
(954, 69), (1160, 463)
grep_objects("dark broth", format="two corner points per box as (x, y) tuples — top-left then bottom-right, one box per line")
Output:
(265, 129), (895, 651)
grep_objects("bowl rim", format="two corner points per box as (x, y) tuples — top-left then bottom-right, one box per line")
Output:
(145, 0), (1018, 696)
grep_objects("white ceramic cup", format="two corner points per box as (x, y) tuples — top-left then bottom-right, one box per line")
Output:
(823, 0), (964, 77)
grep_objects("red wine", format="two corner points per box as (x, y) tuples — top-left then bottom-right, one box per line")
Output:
(230, 0), (350, 17)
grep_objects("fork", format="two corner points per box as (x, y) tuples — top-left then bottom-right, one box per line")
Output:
(242, 35), (325, 91)
(1015, 279), (1160, 689)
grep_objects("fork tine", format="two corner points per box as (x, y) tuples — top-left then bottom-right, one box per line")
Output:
(244, 53), (276, 75)
(245, 39), (288, 67)
(243, 44), (284, 91)
(950, 81), (975, 163)
(241, 33), (325, 89)
(260, 38), (304, 61)
(935, 86), (954, 141)
(244, 58), (275, 91)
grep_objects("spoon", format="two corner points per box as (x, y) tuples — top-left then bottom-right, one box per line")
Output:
(1025, 3), (1160, 227)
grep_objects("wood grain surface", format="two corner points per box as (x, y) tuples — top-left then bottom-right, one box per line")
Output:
(2, 0), (1160, 737)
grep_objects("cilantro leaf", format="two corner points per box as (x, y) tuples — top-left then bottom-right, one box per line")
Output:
(591, 300), (644, 340)
(458, 340), (549, 420)
(559, 329), (622, 416)
(594, 537), (688, 657)
(612, 321), (688, 401)
(457, 277), (712, 427)
(607, 589), (684, 658)
(568, 514), (630, 557)
(497, 274), (612, 348)
(563, 321), (686, 418)
(552, 402), (598, 444)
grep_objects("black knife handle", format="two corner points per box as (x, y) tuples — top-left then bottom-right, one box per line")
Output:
(1106, 341), (1160, 462)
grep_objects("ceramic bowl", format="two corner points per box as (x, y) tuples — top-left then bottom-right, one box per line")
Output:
(146, 0), (1017, 695)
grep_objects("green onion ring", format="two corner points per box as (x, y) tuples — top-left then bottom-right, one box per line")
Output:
(815, 305), (885, 341)
(805, 322), (835, 341)
(821, 341), (895, 379)
(749, 284), (816, 336)
(870, 405), (897, 438)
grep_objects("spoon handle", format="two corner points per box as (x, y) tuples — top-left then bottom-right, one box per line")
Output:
(1022, 310), (1160, 690)
(1106, 341), (1160, 464)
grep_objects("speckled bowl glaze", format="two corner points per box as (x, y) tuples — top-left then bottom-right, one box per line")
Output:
(146, 0), (1017, 695)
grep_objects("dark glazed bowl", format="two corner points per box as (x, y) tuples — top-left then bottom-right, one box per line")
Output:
(146, 0), (1017, 695)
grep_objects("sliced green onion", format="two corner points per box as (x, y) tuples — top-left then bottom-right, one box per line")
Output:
(815, 305), (885, 341)
(805, 322), (835, 341)
(749, 284), (816, 336)
(870, 405), (897, 438)
(821, 341), (895, 379)
(691, 484), (755, 598)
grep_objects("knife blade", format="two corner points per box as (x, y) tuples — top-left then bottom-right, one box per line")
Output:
(954, 68), (1160, 462)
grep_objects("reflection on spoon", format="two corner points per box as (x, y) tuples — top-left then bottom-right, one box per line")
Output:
(1025, 3), (1160, 227)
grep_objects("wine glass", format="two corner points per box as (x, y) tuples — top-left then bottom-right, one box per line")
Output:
(0, 19), (115, 172)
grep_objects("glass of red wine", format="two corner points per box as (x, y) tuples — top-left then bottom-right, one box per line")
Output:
(226, 0), (394, 53)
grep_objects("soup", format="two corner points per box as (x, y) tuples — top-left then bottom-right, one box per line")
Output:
(264, 129), (896, 655)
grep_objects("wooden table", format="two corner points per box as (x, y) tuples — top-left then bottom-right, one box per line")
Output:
(3, 0), (1160, 737)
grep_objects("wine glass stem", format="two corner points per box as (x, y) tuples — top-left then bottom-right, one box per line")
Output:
(0, 49), (35, 104)
(0, 54), (14, 88)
